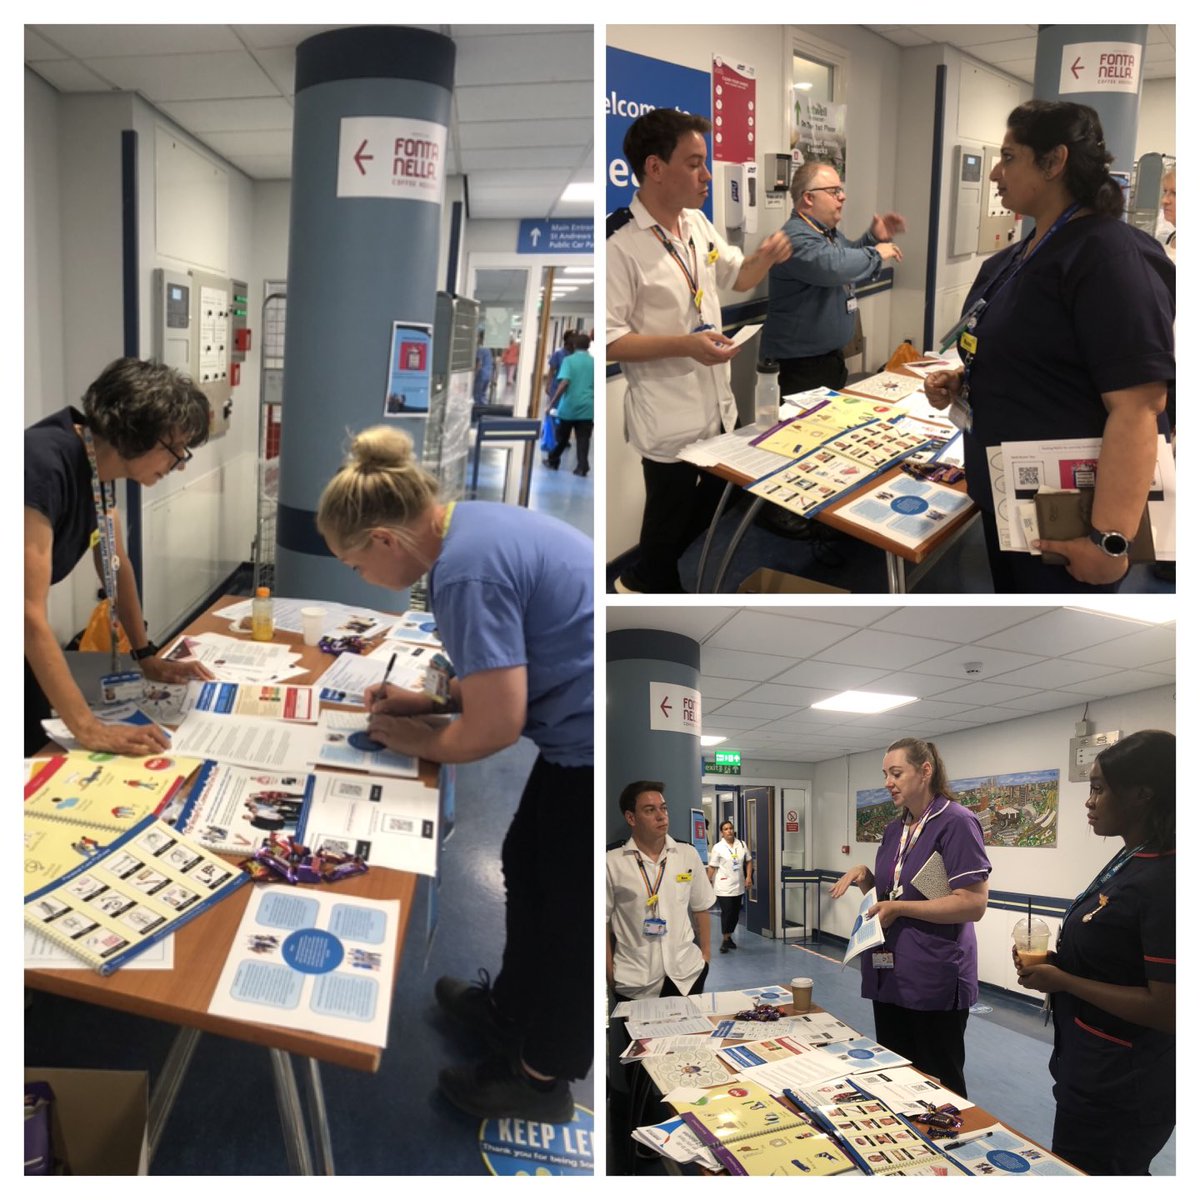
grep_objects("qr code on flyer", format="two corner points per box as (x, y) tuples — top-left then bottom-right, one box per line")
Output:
(1016, 465), (1043, 488)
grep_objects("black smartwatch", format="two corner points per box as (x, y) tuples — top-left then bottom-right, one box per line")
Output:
(131, 640), (161, 662)
(1088, 527), (1130, 558)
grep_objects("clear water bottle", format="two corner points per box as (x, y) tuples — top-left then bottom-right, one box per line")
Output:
(755, 359), (781, 430)
(251, 586), (274, 642)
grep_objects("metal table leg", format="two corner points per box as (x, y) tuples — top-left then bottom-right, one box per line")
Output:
(694, 481), (735, 593)
(303, 1057), (336, 1175)
(886, 551), (907, 594)
(148, 1026), (202, 1162)
(270, 1048), (315, 1175)
(711, 497), (765, 593)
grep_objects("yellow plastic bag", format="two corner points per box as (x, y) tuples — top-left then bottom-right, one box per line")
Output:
(77, 600), (131, 654)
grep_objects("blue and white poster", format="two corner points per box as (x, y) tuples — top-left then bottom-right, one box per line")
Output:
(479, 1104), (594, 1175)
(605, 47), (712, 220)
(383, 320), (433, 416)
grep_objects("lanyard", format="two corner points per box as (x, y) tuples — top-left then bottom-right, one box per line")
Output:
(960, 203), (1081, 388)
(440, 500), (456, 538)
(1062, 841), (1147, 928)
(636, 853), (667, 916)
(891, 800), (941, 898)
(81, 427), (121, 673)
(797, 213), (853, 298)
(650, 224), (703, 313)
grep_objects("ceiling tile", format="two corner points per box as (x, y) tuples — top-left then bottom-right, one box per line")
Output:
(707, 700), (797, 721)
(707, 610), (858, 657)
(911, 645), (1045, 680)
(699, 677), (755, 701)
(934, 681), (1039, 705)
(988, 659), (1117, 689)
(978, 609), (1138, 655)
(769, 659), (887, 690)
(453, 31), (592, 85)
(701, 646), (800, 682)
(27, 60), (112, 92)
(748, 682), (846, 708)
(34, 24), (243, 57)
(93, 52), (278, 102)
(607, 606), (736, 642)
(872, 606), (1050, 641)
(813, 629), (960, 670)
(1057, 673), (1175, 699)
(157, 97), (294, 132)
(1063, 625), (1176, 669)
(455, 81), (591, 122)
(201, 130), (295, 158)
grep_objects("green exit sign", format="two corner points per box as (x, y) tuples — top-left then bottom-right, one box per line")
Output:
(714, 749), (741, 767)
(703, 759), (741, 776)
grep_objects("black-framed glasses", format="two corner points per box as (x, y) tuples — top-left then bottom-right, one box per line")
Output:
(807, 185), (846, 197)
(158, 439), (194, 470)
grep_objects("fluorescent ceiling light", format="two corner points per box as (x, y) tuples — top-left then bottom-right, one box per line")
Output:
(559, 182), (593, 203)
(793, 82), (813, 91)
(811, 691), (918, 715)
(562, 267), (594, 275)
(1065, 600), (1174, 625)
(700, 735), (727, 747)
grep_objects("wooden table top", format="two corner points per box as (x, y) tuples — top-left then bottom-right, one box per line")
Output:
(25, 595), (436, 1073)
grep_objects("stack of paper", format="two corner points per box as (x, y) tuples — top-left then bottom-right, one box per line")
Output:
(162, 632), (307, 685)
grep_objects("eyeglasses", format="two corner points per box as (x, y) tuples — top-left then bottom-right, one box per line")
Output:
(158, 439), (194, 470)
(807, 185), (846, 198)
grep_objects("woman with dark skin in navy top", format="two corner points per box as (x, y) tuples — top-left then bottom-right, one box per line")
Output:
(925, 102), (1174, 593)
(1015, 730), (1174, 1175)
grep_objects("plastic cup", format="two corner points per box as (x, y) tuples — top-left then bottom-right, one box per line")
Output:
(790, 976), (814, 1012)
(1012, 916), (1051, 968)
(300, 606), (327, 647)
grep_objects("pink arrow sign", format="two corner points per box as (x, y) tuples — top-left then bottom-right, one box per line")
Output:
(1071, 57), (1084, 79)
(659, 696), (672, 718)
(354, 139), (374, 175)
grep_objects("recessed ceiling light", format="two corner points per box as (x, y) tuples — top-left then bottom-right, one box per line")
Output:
(562, 267), (594, 275)
(559, 182), (593, 203)
(700, 735), (727, 747)
(811, 691), (918, 714)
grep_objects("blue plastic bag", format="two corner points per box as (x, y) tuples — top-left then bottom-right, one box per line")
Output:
(540, 411), (558, 452)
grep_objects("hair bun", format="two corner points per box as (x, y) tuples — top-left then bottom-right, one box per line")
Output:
(349, 425), (413, 472)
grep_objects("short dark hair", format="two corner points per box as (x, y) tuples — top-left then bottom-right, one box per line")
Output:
(618, 780), (664, 816)
(81, 358), (210, 461)
(623, 109), (711, 181)
(571, 332), (592, 352)
(1006, 100), (1124, 219)
(1094, 729), (1175, 850)
(562, 330), (575, 350)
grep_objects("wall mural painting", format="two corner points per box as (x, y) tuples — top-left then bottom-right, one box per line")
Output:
(855, 770), (1060, 847)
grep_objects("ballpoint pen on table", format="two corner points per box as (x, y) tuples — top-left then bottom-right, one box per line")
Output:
(942, 1130), (994, 1151)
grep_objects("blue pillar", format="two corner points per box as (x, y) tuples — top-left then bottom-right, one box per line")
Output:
(1032, 25), (1147, 178)
(275, 26), (455, 607)
(607, 630), (704, 846)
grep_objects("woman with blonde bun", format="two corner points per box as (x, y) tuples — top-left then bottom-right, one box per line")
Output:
(317, 425), (592, 1124)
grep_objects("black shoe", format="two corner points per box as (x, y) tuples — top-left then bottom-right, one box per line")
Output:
(755, 503), (812, 539)
(542, 456), (559, 470)
(613, 574), (644, 595)
(434, 970), (519, 1052)
(439, 1055), (574, 1122)
(720, 941), (730, 953)
(728, 938), (737, 949)
(573, 466), (588, 476)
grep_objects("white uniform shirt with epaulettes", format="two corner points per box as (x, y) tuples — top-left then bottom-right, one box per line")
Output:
(606, 195), (745, 463)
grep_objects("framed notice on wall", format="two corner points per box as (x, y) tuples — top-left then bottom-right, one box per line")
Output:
(382, 321), (433, 417)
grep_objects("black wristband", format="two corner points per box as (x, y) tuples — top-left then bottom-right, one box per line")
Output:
(131, 641), (160, 662)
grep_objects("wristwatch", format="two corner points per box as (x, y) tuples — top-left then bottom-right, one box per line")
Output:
(1088, 527), (1130, 557)
(131, 640), (161, 661)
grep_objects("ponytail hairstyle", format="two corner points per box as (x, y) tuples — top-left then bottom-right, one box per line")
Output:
(886, 737), (959, 802)
(316, 426), (441, 559)
(1094, 729), (1175, 851)
(1006, 99), (1124, 218)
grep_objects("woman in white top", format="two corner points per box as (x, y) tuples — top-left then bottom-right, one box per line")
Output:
(707, 821), (753, 953)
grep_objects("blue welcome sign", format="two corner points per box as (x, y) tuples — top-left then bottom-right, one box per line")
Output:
(605, 47), (712, 220)
(479, 1104), (594, 1175)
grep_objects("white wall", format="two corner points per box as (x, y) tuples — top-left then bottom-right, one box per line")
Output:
(814, 684), (1174, 992)
(1135, 77), (1175, 158)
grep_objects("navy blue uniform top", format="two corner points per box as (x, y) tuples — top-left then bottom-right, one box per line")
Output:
(25, 407), (97, 584)
(960, 215), (1175, 511)
(1050, 849), (1175, 1122)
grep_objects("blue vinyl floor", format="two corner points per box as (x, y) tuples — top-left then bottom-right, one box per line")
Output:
(606, 923), (1175, 1175)
(25, 457), (595, 1176)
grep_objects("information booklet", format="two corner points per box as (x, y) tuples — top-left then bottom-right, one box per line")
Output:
(813, 1098), (967, 1176)
(181, 680), (317, 723)
(842, 888), (886, 966)
(208, 884), (399, 1047)
(672, 1080), (857, 1176)
(174, 762), (315, 854)
(24, 751), (203, 895)
(942, 1123), (1083, 1175)
(24, 815), (248, 975)
(641, 1049), (730, 1093)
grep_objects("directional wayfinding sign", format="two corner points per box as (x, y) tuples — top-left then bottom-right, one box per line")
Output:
(517, 219), (594, 255)
(714, 749), (741, 768)
(1059, 42), (1142, 95)
(649, 682), (701, 735)
(336, 116), (447, 201)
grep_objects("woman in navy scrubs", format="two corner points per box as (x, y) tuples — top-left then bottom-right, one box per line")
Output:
(925, 101), (1174, 592)
(1016, 730), (1175, 1175)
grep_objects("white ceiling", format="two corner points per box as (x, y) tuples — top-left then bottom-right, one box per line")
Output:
(23, 23), (594, 221)
(608, 605), (1175, 763)
(865, 25), (1176, 84)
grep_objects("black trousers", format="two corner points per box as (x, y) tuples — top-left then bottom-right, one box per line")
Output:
(491, 754), (593, 1080)
(872, 1001), (970, 1099)
(977, 507), (1124, 594)
(1051, 1108), (1174, 1175)
(548, 419), (593, 471)
(629, 459), (727, 593)
(717, 894), (744, 936)
(26, 656), (53, 758)
(778, 349), (847, 398)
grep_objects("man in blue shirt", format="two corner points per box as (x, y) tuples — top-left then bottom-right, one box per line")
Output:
(761, 162), (906, 399)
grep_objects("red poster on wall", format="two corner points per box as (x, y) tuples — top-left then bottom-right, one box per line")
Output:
(711, 56), (756, 163)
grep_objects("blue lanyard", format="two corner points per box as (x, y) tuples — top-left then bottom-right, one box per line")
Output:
(1062, 841), (1146, 926)
(649, 224), (701, 309)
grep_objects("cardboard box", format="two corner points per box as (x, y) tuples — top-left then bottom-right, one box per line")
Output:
(24, 1069), (149, 1175)
(737, 568), (849, 594)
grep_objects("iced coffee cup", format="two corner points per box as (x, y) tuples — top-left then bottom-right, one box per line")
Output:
(1012, 917), (1051, 968)
(790, 977), (813, 1011)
